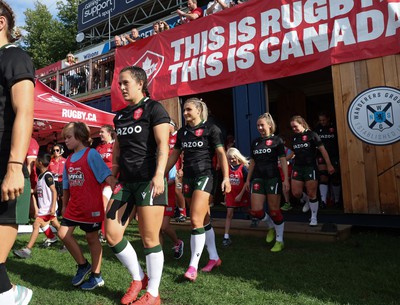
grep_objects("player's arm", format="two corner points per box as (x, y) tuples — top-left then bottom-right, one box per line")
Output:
(1, 80), (34, 202)
(166, 148), (181, 174)
(111, 138), (120, 177)
(152, 122), (170, 197)
(216, 146), (231, 194)
(245, 159), (255, 192)
(318, 145), (335, 175)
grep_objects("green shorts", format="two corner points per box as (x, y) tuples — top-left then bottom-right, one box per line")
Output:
(291, 165), (319, 181)
(111, 180), (168, 207)
(251, 177), (281, 195)
(0, 177), (31, 224)
(182, 175), (214, 198)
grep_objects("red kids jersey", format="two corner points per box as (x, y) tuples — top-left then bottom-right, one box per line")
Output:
(63, 148), (104, 223)
(48, 157), (66, 182)
(96, 141), (114, 170)
(225, 164), (250, 208)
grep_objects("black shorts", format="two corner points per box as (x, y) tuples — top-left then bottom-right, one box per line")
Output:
(61, 218), (101, 233)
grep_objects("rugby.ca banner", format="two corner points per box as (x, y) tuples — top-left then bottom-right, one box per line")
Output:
(111, 0), (400, 111)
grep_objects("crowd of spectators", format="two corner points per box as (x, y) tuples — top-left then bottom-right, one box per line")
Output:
(47, 0), (251, 97)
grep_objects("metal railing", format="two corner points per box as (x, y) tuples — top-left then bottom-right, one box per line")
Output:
(39, 51), (115, 98)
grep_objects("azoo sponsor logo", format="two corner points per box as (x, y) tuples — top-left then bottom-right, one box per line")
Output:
(182, 141), (204, 148)
(293, 143), (309, 149)
(253, 148), (271, 154)
(116, 126), (142, 135)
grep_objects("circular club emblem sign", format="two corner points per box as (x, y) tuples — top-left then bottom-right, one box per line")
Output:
(347, 86), (400, 146)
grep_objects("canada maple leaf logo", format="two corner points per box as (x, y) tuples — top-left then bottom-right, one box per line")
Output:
(134, 51), (164, 85)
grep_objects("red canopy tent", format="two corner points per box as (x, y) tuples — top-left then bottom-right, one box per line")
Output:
(33, 80), (115, 145)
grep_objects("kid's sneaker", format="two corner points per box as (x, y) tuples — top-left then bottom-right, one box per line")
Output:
(222, 238), (232, 247)
(41, 236), (58, 248)
(173, 240), (184, 259)
(81, 273), (105, 290)
(72, 262), (92, 286)
(13, 248), (32, 259)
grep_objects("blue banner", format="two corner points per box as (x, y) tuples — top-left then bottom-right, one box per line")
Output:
(78, 0), (148, 32)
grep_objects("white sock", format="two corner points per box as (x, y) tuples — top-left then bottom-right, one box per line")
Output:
(189, 232), (205, 269)
(145, 250), (164, 297)
(0, 287), (14, 305)
(301, 192), (309, 202)
(224, 233), (229, 239)
(332, 185), (341, 203)
(309, 200), (319, 220)
(262, 213), (274, 229)
(114, 240), (145, 281)
(319, 184), (328, 202)
(274, 223), (284, 242)
(205, 225), (219, 261)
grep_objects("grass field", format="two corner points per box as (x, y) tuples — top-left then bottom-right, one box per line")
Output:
(8, 223), (400, 305)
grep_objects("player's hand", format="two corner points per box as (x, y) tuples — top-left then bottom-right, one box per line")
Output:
(1, 164), (24, 202)
(150, 174), (165, 198)
(328, 164), (335, 175)
(221, 178), (231, 194)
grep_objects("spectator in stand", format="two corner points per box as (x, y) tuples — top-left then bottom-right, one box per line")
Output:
(152, 22), (160, 35)
(48, 143), (66, 216)
(205, 0), (230, 16)
(64, 52), (78, 96)
(177, 0), (203, 23)
(0, 2), (35, 303)
(113, 35), (125, 48)
(158, 20), (170, 32)
(125, 28), (141, 44)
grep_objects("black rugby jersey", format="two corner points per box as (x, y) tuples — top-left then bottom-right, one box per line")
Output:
(175, 120), (224, 177)
(315, 123), (339, 160)
(114, 97), (170, 182)
(250, 135), (285, 179)
(292, 130), (323, 166)
(0, 45), (35, 177)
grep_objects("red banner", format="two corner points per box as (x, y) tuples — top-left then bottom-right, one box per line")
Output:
(112, 0), (400, 111)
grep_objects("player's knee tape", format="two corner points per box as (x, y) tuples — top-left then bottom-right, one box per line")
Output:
(249, 209), (265, 220)
(269, 210), (284, 225)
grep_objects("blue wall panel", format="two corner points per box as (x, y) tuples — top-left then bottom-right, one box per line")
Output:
(233, 82), (266, 156)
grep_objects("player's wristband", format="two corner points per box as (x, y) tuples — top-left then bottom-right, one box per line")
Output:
(8, 161), (24, 166)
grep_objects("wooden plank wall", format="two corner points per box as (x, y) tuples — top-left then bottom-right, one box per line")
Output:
(159, 97), (181, 127)
(332, 55), (400, 215)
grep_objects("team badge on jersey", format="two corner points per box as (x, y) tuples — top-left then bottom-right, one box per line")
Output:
(302, 135), (308, 141)
(195, 129), (204, 137)
(133, 108), (143, 120)
(329, 127), (335, 133)
(266, 139), (273, 146)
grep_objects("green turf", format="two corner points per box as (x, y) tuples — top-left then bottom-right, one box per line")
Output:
(8, 224), (400, 305)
